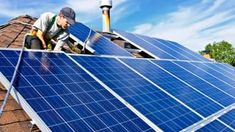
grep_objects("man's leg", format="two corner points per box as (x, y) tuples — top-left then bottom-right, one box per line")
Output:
(30, 38), (43, 49)
(25, 35), (43, 49)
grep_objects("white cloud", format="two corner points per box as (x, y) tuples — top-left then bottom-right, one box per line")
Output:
(0, 0), (131, 31)
(132, 0), (235, 51)
(0, 1), (61, 18)
(65, 0), (128, 24)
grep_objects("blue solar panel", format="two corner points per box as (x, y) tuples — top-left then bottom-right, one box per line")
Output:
(114, 30), (208, 61)
(153, 61), (235, 106)
(0, 49), (152, 132)
(174, 61), (235, 98)
(120, 58), (223, 117)
(192, 62), (235, 87)
(223, 63), (235, 71)
(211, 63), (235, 79)
(71, 55), (202, 131)
(114, 30), (176, 59)
(138, 35), (194, 60)
(196, 120), (233, 132)
(167, 40), (209, 62)
(219, 109), (235, 129)
(69, 22), (132, 56)
(216, 63), (235, 72)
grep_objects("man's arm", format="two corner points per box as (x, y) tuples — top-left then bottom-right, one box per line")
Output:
(53, 40), (64, 51)
(36, 30), (47, 49)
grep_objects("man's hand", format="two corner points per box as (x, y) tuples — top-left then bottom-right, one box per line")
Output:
(42, 43), (47, 49)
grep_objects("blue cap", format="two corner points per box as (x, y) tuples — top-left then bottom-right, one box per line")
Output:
(60, 7), (76, 25)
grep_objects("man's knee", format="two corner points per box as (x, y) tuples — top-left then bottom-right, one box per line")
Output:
(25, 35), (42, 49)
(31, 39), (42, 49)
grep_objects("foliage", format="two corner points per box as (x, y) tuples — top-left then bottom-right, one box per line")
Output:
(200, 41), (235, 66)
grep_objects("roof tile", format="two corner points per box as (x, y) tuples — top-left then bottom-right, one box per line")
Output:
(0, 99), (22, 112)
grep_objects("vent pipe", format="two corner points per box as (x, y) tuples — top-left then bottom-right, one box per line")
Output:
(100, 0), (112, 32)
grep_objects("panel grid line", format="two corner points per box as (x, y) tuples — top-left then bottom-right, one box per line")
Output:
(148, 60), (225, 108)
(117, 58), (205, 119)
(66, 54), (159, 131)
(173, 61), (235, 99)
(2, 51), (76, 131)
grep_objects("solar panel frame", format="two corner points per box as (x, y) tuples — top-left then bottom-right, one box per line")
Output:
(0, 48), (153, 132)
(0, 49), (53, 132)
(196, 120), (234, 132)
(218, 109), (235, 129)
(182, 102), (234, 131)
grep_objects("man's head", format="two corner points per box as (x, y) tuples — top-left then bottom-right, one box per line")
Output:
(58, 7), (76, 29)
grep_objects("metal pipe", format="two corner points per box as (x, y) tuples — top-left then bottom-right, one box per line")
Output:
(0, 34), (26, 117)
(100, 0), (112, 32)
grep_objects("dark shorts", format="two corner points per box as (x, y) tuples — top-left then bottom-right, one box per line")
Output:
(25, 35), (43, 49)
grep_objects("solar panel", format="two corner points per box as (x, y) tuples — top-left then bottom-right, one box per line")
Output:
(114, 30), (176, 59)
(223, 63), (235, 71)
(69, 23), (132, 56)
(196, 120), (233, 132)
(211, 63), (235, 78)
(218, 109), (235, 129)
(114, 30), (208, 61)
(192, 62), (235, 87)
(173, 61), (235, 98)
(120, 58), (223, 117)
(153, 61), (235, 106)
(137, 35), (198, 60)
(71, 55), (202, 131)
(167, 40), (209, 62)
(0, 49), (152, 132)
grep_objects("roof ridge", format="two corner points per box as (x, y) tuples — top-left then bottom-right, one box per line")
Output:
(10, 15), (37, 22)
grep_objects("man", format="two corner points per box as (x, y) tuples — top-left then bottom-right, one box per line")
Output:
(25, 7), (76, 51)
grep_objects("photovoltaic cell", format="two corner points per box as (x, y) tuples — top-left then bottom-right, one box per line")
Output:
(71, 55), (202, 131)
(0, 49), (152, 132)
(138, 35), (193, 60)
(153, 60), (235, 106)
(211, 63), (235, 79)
(219, 109), (235, 129)
(223, 63), (235, 71)
(192, 62), (235, 87)
(114, 30), (209, 61)
(167, 40), (209, 62)
(69, 22), (132, 56)
(174, 61), (235, 98)
(120, 58), (223, 117)
(114, 30), (176, 59)
(196, 120), (233, 132)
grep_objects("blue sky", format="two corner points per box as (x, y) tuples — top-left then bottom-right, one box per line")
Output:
(0, 0), (235, 51)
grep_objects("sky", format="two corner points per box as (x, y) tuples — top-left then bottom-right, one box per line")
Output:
(0, 0), (235, 51)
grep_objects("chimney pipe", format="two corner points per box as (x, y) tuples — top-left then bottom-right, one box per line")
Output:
(100, 0), (112, 32)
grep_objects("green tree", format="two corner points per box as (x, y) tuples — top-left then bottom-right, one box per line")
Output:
(200, 41), (235, 66)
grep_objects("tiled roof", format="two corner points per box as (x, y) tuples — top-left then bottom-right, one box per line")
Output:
(0, 84), (40, 132)
(0, 15), (40, 132)
(0, 15), (36, 48)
